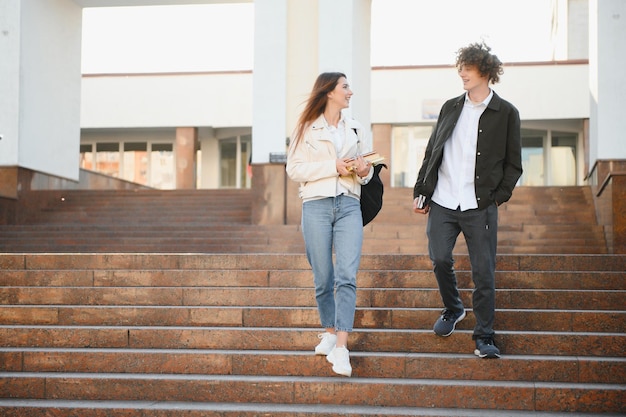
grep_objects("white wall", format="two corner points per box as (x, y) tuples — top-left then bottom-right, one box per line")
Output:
(497, 64), (589, 120)
(1, 0), (82, 182)
(0, 0), (21, 166)
(318, 0), (371, 129)
(81, 63), (591, 130)
(252, 0), (288, 165)
(74, 0), (250, 6)
(19, 0), (82, 180)
(370, 63), (590, 124)
(589, 0), (626, 161)
(81, 72), (252, 128)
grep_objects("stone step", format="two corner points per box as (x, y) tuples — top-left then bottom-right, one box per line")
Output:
(0, 223), (298, 231)
(0, 400), (619, 417)
(1, 372), (623, 413)
(1, 269), (623, 290)
(17, 214), (574, 229)
(0, 228), (605, 242)
(0, 327), (623, 356)
(18, 190), (252, 225)
(1, 349), (624, 384)
(36, 199), (250, 209)
(1, 306), (623, 332)
(0, 243), (609, 255)
(8, 186), (606, 255)
(1, 183), (621, 416)
(0, 229), (605, 245)
(1, 253), (623, 416)
(0, 223), (604, 233)
(1, 253), (623, 272)
(1, 286), (623, 310)
(374, 212), (599, 224)
(377, 204), (598, 217)
(0, 227), (281, 236)
(21, 214), (252, 225)
(0, 219), (604, 231)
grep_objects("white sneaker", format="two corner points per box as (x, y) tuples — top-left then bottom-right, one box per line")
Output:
(314, 332), (337, 356)
(326, 346), (352, 377)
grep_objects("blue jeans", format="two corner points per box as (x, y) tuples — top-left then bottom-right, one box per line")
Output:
(302, 195), (363, 332)
(427, 201), (498, 339)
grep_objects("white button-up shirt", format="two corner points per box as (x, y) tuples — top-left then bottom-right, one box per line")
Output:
(324, 116), (351, 197)
(432, 90), (493, 211)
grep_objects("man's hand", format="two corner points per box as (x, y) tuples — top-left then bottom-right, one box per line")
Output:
(413, 197), (430, 214)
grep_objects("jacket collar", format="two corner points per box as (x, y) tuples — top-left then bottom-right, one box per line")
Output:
(310, 112), (360, 130)
(453, 90), (502, 111)
(486, 90), (502, 111)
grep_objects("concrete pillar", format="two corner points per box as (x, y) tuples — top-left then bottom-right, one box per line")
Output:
(251, 0), (372, 225)
(588, 0), (626, 253)
(0, 0), (82, 184)
(588, 0), (626, 163)
(318, 0), (371, 129)
(175, 127), (197, 189)
(613, 174), (626, 254)
(252, 0), (288, 165)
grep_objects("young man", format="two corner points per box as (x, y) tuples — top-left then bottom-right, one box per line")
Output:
(412, 42), (522, 358)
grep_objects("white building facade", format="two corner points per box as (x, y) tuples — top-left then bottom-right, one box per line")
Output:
(1, 0), (625, 230)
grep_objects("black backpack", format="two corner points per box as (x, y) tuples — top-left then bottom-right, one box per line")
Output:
(360, 163), (386, 226)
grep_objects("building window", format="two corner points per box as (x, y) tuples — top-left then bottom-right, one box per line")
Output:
(219, 135), (251, 189)
(391, 125), (431, 188)
(520, 129), (579, 186)
(80, 141), (175, 189)
(79, 144), (94, 170)
(551, 133), (577, 186)
(390, 125), (579, 188)
(122, 142), (148, 185)
(520, 134), (544, 186)
(150, 143), (175, 189)
(95, 142), (120, 178)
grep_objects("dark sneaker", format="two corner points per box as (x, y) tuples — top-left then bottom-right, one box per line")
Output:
(433, 309), (466, 336)
(474, 337), (501, 358)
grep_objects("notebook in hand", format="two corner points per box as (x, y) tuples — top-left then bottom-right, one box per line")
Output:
(347, 151), (385, 167)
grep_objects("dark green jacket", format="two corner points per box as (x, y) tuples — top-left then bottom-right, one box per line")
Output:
(413, 91), (523, 209)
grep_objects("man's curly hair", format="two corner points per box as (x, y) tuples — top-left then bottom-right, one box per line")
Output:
(456, 42), (503, 84)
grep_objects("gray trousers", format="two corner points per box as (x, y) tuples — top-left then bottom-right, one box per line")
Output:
(426, 201), (498, 339)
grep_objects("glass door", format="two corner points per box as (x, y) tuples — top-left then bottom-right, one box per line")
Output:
(519, 128), (579, 186)
(219, 135), (251, 189)
(391, 125), (431, 187)
(519, 132), (545, 186)
(122, 142), (148, 185)
(550, 133), (577, 185)
(150, 143), (175, 189)
(95, 143), (120, 178)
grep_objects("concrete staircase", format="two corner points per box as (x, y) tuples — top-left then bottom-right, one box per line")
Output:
(0, 186), (624, 415)
(0, 252), (624, 416)
(0, 186), (609, 254)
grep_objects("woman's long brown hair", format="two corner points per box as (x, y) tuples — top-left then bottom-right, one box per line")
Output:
(291, 72), (346, 148)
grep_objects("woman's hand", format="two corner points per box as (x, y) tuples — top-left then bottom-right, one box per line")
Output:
(354, 155), (371, 177)
(337, 156), (370, 177)
(336, 158), (353, 176)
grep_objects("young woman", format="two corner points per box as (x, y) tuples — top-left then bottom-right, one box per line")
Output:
(286, 72), (373, 377)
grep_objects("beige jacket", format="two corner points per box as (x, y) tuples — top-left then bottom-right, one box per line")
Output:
(286, 114), (373, 201)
